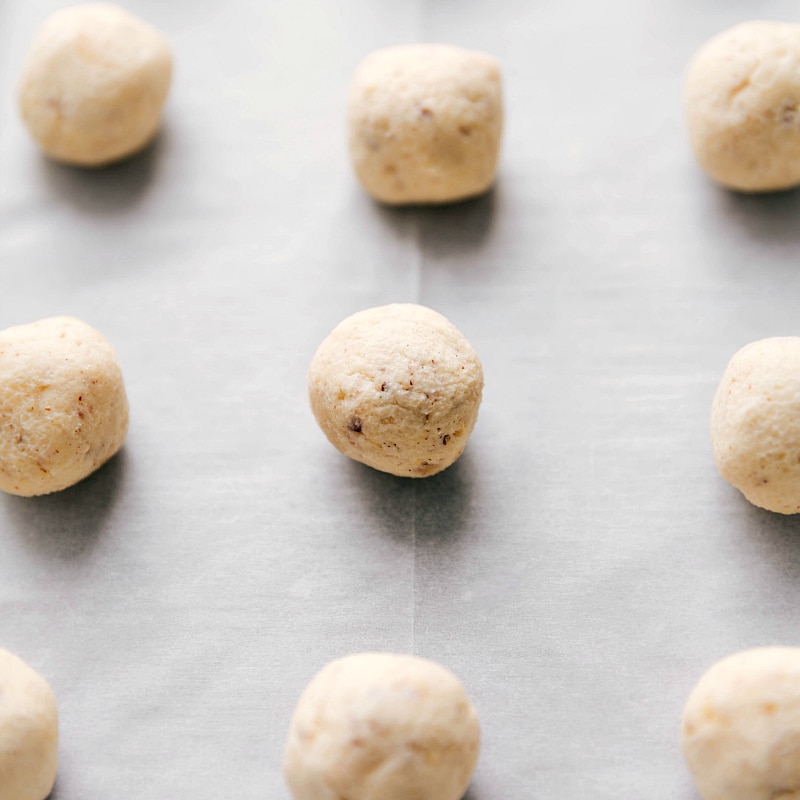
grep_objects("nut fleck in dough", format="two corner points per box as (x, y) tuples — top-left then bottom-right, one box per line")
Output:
(0, 316), (129, 497)
(685, 21), (800, 191)
(18, 3), (173, 167)
(348, 44), (503, 204)
(711, 337), (800, 514)
(283, 653), (480, 800)
(308, 304), (483, 478)
(682, 647), (800, 800)
(0, 649), (58, 800)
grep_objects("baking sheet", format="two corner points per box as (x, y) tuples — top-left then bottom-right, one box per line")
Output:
(3, 0), (800, 797)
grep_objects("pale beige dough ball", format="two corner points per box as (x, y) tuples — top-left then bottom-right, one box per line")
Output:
(711, 337), (800, 514)
(682, 647), (800, 800)
(685, 21), (800, 191)
(283, 653), (480, 800)
(18, 3), (173, 167)
(0, 316), (129, 497)
(348, 44), (503, 204)
(307, 304), (483, 478)
(0, 649), (59, 800)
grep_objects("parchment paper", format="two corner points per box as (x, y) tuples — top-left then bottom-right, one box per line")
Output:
(3, 1), (800, 797)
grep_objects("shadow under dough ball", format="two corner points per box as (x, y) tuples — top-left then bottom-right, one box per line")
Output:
(685, 20), (800, 192)
(17, 2), (173, 166)
(0, 649), (58, 800)
(308, 304), (483, 477)
(682, 647), (800, 800)
(283, 652), (480, 800)
(711, 337), (800, 514)
(348, 44), (503, 204)
(0, 316), (129, 496)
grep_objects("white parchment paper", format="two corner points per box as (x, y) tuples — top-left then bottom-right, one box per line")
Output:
(3, 1), (800, 797)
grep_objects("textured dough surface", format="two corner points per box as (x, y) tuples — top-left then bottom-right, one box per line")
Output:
(0, 316), (129, 496)
(0, 648), (58, 800)
(711, 337), (800, 514)
(685, 21), (800, 191)
(18, 2), (172, 166)
(283, 653), (480, 800)
(348, 44), (503, 204)
(308, 304), (483, 477)
(682, 647), (800, 800)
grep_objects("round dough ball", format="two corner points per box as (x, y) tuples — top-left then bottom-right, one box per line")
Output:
(682, 647), (800, 800)
(0, 316), (129, 497)
(685, 21), (800, 192)
(348, 44), (503, 204)
(711, 337), (800, 514)
(0, 648), (58, 800)
(307, 304), (483, 478)
(18, 3), (173, 166)
(283, 652), (480, 800)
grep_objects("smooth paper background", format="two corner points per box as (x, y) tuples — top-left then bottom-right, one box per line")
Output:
(3, 1), (800, 797)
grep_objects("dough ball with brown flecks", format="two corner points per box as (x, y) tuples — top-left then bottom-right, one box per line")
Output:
(0, 648), (59, 800)
(308, 304), (483, 477)
(0, 316), (129, 496)
(711, 337), (800, 513)
(283, 652), (480, 800)
(682, 647), (800, 800)
(685, 21), (800, 191)
(18, 3), (172, 166)
(348, 44), (503, 204)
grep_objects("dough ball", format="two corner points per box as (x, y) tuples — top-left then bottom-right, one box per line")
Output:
(711, 337), (800, 514)
(348, 44), (503, 204)
(0, 648), (58, 800)
(682, 647), (800, 800)
(283, 652), (480, 800)
(18, 3), (173, 166)
(0, 316), (129, 497)
(307, 304), (483, 478)
(685, 21), (800, 191)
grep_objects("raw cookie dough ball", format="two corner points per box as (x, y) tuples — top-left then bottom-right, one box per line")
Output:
(18, 3), (173, 166)
(682, 647), (800, 800)
(283, 653), (480, 800)
(685, 21), (800, 191)
(307, 304), (483, 477)
(0, 316), (129, 496)
(0, 649), (59, 800)
(711, 337), (800, 514)
(348, 44), (503, 204)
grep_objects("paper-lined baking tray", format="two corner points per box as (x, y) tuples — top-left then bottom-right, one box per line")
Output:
(3, 1), (800, 797)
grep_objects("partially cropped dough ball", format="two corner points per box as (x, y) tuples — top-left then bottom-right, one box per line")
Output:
(284, 653), (480, 800)
(308, 304), (483, 477)
(0, 316), (129, 496)
(682, 647), (800, 800)
(685, 21), (800, 191)
(18, 3), (172, 166)
(0, 649), (58, 800)
(348, 44), (503, 204)
(711, 337), (800, 514)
